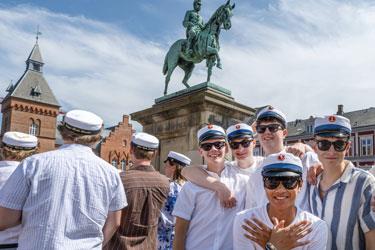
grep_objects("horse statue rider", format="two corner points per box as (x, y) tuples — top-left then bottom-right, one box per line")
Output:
(163, 0), (235, 95)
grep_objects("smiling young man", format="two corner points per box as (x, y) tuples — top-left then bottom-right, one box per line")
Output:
(172, 124), (249, 250)
(233, 153), (328, 250)
(307, 115), (375, 249)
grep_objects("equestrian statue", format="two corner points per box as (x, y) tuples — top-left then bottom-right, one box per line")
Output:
(162, 0), (235, 95)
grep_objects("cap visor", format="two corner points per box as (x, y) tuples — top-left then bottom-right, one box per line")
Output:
(315, 131), (350, 138)
(263, 171), (301, 177)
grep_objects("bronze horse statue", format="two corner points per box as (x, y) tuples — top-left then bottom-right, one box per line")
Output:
(162, 0), (235, 95)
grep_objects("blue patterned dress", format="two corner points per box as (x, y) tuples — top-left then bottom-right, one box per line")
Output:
(157, 181), (184, 250)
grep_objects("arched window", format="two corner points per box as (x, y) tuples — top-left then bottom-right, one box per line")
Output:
(29, 118), (39, 136)
(111, 159), (118, 168)
(121, 159), (126, 171)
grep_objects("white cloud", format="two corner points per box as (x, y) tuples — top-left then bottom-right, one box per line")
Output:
(0, 1), (374, 130)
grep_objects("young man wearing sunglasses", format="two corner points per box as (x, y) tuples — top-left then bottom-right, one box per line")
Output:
(306, 115), (375, 249)
(172, 124), (250, 250)
(233, 152), (328, 250)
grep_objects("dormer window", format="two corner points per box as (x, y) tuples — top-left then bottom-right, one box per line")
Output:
(31, 85), (41, 97)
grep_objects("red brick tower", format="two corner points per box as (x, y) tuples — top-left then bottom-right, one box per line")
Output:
(1, 39), (60, 152)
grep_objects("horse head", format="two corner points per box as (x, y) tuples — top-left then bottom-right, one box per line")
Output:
(206, 0), (235, 31)
(221, 0), (235, 30)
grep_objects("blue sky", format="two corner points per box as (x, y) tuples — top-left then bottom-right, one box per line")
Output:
(0, 0), (375, 129)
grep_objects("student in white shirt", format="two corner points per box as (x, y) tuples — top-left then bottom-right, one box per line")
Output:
(172, 124), (249, 250)
(233, 152), (328, 250)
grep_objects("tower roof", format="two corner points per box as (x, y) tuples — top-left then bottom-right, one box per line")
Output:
(5, 41), (60, 107)
(26, 43), (43, 64)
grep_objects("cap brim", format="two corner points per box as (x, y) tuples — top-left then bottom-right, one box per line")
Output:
(200, 134), (226, 143)
(262, 171), (301, 177)
(228, 134), (253, 141)
(315, 131), (350, 138)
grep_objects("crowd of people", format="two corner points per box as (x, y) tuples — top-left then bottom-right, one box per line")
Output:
(0, 106), (374, 249)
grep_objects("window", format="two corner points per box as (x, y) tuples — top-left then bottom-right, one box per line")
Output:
(111, 159), (118, 168)
(29, 119), (39, 136)
(32, 63), (41, 72)
(360, 136), (373, 156)
(349, 136), (355, 156)
(253, 147), (261, 156)
(121, 160), (126, 171)
(122, 140), (127, 147)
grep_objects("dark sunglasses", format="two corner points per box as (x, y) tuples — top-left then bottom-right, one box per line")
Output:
(256, 124), (283, 134)
(229, 139), (253, 150)
(316, 139), (348, 152)
(263, 177), (301, 190)
(200, 141), (226, 151)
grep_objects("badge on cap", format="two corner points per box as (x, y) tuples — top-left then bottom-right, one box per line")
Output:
(261, 153), (303, 177)
(197, 124), (226, 144)
(278, 154), (285, 161)
(328, 116), (336, 122)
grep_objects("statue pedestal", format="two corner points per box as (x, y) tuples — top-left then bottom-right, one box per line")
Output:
(131, 82), (255, 171)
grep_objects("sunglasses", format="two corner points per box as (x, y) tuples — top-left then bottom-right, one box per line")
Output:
(316, 139), (348, 152)
(229, 139), (253, 150)
(256, 124), (283, 134)
(200, 141), (226, 151)
(263, 177), (301, 190)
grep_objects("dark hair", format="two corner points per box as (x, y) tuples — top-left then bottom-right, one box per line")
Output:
(168, 160), (186, 185)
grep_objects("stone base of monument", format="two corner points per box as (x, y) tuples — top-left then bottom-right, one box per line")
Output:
(131, 82), (255, 172)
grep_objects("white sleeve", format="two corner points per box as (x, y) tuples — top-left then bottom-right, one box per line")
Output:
(172, 184), (195, 221)
(233, 212), (257, 250)
(307, 220), (329, 250)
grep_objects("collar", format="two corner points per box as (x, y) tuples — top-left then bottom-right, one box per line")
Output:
(131, 164), (156, 172)
(317, 160), (355, 184)
(58, 143), (94, 153)
(0, 160), (20, 168)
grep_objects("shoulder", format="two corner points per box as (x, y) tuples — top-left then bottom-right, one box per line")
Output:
(298, 209), (327, 227)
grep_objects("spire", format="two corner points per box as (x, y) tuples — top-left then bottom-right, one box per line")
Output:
(26, 26), (44, 72)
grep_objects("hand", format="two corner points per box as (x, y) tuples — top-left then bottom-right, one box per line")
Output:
(372, 195), (375, 212)
(269, 218), (312, 250)
(307, 163), (324, 185)
(214, 182), (237, 208)
(241, 217), (272, 248)
(286, 142), (306, 158)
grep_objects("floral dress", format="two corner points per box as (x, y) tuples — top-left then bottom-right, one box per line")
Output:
(157, 181), (184, 250)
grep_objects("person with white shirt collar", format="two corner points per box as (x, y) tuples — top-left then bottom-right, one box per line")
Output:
(0, 132), (38, 250)
(0, 110), (127, 249)
(173, 124), (250, 250)
(307, 115), (375, 249)
(233, 152), (328, 250)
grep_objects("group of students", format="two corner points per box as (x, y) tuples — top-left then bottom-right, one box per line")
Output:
(0, 106), (374, 250)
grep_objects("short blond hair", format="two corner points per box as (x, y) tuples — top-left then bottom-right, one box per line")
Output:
(58, 124), (102, 146)
(0, 145), (38, 161)
(131, 145), (156, 160)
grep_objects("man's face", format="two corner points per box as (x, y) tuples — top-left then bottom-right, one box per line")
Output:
(198, 138), (227, 165)
(264, 176), (301, 210)
(229, 137), (255, 160)
(313, 136), (351, 168)
(256, 120), (287, 153)
(194, 1), (201, 11)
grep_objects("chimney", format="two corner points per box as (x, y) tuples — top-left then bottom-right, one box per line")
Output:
(337, 104), (344, 115)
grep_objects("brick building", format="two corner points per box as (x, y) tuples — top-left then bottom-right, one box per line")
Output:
(1, 40), (60, 152)
(99, 115), (134, 170)
(253, 105), (375, 170)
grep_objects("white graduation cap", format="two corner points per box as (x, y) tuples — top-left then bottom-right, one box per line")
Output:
(164, 151), (191, 167)
(131, 132), (159, 151)
(197, 124), (226, 144)
(63, 109), (103, 134)
(2, 131), (38, 150)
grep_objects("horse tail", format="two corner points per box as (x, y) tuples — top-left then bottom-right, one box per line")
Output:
(162, 55), (168, 75)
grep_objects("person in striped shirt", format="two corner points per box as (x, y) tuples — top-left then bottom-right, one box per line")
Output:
(307, 114), (375, 249)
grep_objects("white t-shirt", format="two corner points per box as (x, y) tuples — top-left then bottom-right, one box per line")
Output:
(229, 156), (264, 176)
(172, 162), (249, 250)
(233, 205), (328, 250)
(246, 151), (319, 210)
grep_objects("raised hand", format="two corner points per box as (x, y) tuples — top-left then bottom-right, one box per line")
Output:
(241, 217), (272, 248)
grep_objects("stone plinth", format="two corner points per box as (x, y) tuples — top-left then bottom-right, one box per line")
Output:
(131, 82), (255, 171)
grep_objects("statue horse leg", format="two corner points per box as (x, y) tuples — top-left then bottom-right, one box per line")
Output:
(206, 56), (216, 83)
(180, 62), (195, 88)
(163, 40), (184, 95)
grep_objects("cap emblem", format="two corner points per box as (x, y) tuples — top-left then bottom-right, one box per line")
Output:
(328, 116), (336, 122)
(235, 125), (241, 129)
(268, 106), (274, 110)
(278, 154), (285, 161)
(207, 124), (213, 129)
